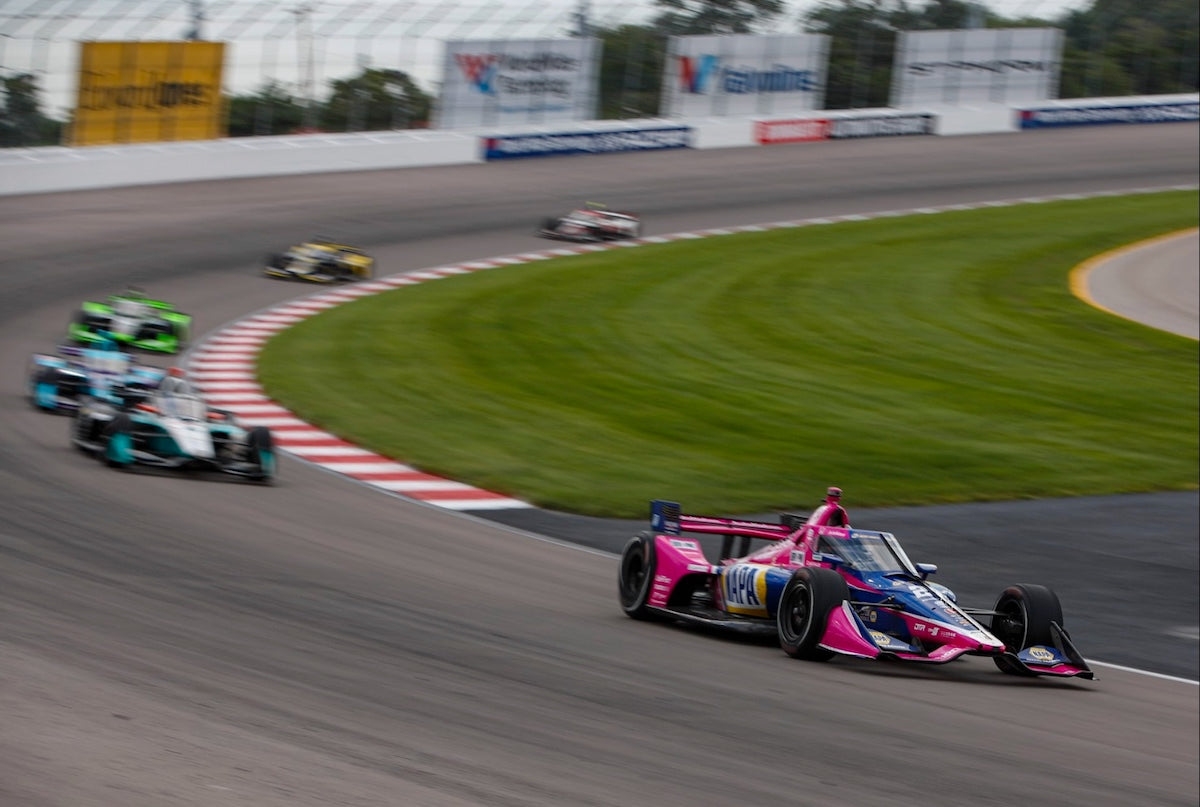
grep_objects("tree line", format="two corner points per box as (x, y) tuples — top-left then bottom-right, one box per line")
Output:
(1, 0), (1195, 145)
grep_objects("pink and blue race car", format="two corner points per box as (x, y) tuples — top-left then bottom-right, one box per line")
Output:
(618, 488), (1093, 679)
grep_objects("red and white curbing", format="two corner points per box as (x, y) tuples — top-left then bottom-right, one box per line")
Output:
(185, 282), (536, 510)
(184, 186), (1196, 511)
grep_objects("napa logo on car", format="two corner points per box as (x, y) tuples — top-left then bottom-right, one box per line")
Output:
(722, 564), (769, 616)
(869, 630), (911, 651)
(1026, 645), (1059, 663)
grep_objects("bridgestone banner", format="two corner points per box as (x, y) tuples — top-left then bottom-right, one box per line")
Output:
(890, 28), (1062, 107)
(436, 39), (600, 129)
(71, 41), (225, 146)
(661, 34), (829, 118)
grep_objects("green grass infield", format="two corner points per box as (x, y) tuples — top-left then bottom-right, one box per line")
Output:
(258, 190), (1199, 517)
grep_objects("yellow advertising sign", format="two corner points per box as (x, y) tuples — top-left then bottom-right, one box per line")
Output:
(71, 41), (226, 146)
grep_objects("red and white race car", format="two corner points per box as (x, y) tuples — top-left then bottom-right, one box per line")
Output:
(537, 203), (642, 242)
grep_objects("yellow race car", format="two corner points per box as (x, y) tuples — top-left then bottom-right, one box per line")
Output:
(263, 237), (375, 283)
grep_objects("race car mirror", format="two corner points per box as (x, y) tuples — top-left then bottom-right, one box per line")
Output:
(650, 500), (681, 536)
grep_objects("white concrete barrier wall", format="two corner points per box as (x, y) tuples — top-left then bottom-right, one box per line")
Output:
(928, 104), (1016, 136)
(0, 130), (481, 196)
(1, 94), (1194, 197)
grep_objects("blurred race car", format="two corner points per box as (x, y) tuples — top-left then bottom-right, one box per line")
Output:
(264, 237), (375, 283)
(28, 338), (165, 413)
(71, 369), (276, 483)
(69, 288), (191, 354)
(618, 488), (1093, 679)
(537, 203), (642, 242)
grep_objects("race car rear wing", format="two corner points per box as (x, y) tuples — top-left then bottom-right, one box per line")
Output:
(651, 500), (804, 559)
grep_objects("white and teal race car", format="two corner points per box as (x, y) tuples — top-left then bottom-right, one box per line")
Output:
(71, 370), (275, 483)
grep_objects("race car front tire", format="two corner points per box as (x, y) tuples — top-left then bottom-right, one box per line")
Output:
(990, 584), (1063, 675)
(72, 411), (99, 452)
(777, 567), (848, 661)
(245, 426), (276, 483)
(618, 531), (661, 620)
(102, 413), (134, 468)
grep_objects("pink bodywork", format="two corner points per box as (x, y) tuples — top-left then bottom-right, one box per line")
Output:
(645, 499), (1090, 676)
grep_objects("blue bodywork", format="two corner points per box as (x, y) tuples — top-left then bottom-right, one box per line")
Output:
(28, 341), (165, 413)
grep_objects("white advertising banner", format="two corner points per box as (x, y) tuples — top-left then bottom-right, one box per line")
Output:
(436, 38), (600, 129)
(890, 28), (1063, 107)
(661, 34), (829, 118)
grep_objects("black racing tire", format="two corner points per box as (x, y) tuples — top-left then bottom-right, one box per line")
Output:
(136, 321), (168, 341)
(990, 584), (1063, 675)
(541, 217), (559, 233)
(617, 531), (661, 620)
(71, 410), (97, 452)
(245, 425), (275, 483)
(266, 253), (287, 269)
(777, 567), (848, 661)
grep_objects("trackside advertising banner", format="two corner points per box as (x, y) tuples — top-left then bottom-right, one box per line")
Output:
(1018, 100), (1199, 128)
(436, 39), (600, 129)
(70, 41), (225, 146)
(890, 28), (1062, 107)
(483, 126), (690, 160)
(756, 113), (935, 144)
(662, 34), (829, 118)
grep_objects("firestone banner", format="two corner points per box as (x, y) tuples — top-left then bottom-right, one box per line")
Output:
(71, 41), (225, 146)
(661, 34), (829, 118)
(436, 39), (600, 129)
(890, 28), (1062, 107)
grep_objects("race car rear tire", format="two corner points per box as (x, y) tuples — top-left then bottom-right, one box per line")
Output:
(30, 367), (57, 411)
(990, 584), (1063, 675)
(777, 567), (848, 661)
(618, 531), (661, 621)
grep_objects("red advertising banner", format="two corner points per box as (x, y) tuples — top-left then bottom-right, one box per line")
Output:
(754, 118), (829, 144)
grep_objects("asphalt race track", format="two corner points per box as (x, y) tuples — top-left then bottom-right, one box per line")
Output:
(1, 125), (1197, 807)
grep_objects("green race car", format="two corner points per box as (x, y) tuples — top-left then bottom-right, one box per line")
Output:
(69, 288), (191, 354)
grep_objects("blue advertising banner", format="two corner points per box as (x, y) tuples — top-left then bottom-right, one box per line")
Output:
(1019, 102), (1199, 128)
(483, 126), (691, 160)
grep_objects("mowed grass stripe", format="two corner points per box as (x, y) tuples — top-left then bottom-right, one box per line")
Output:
(258, 191), (1199, 517)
